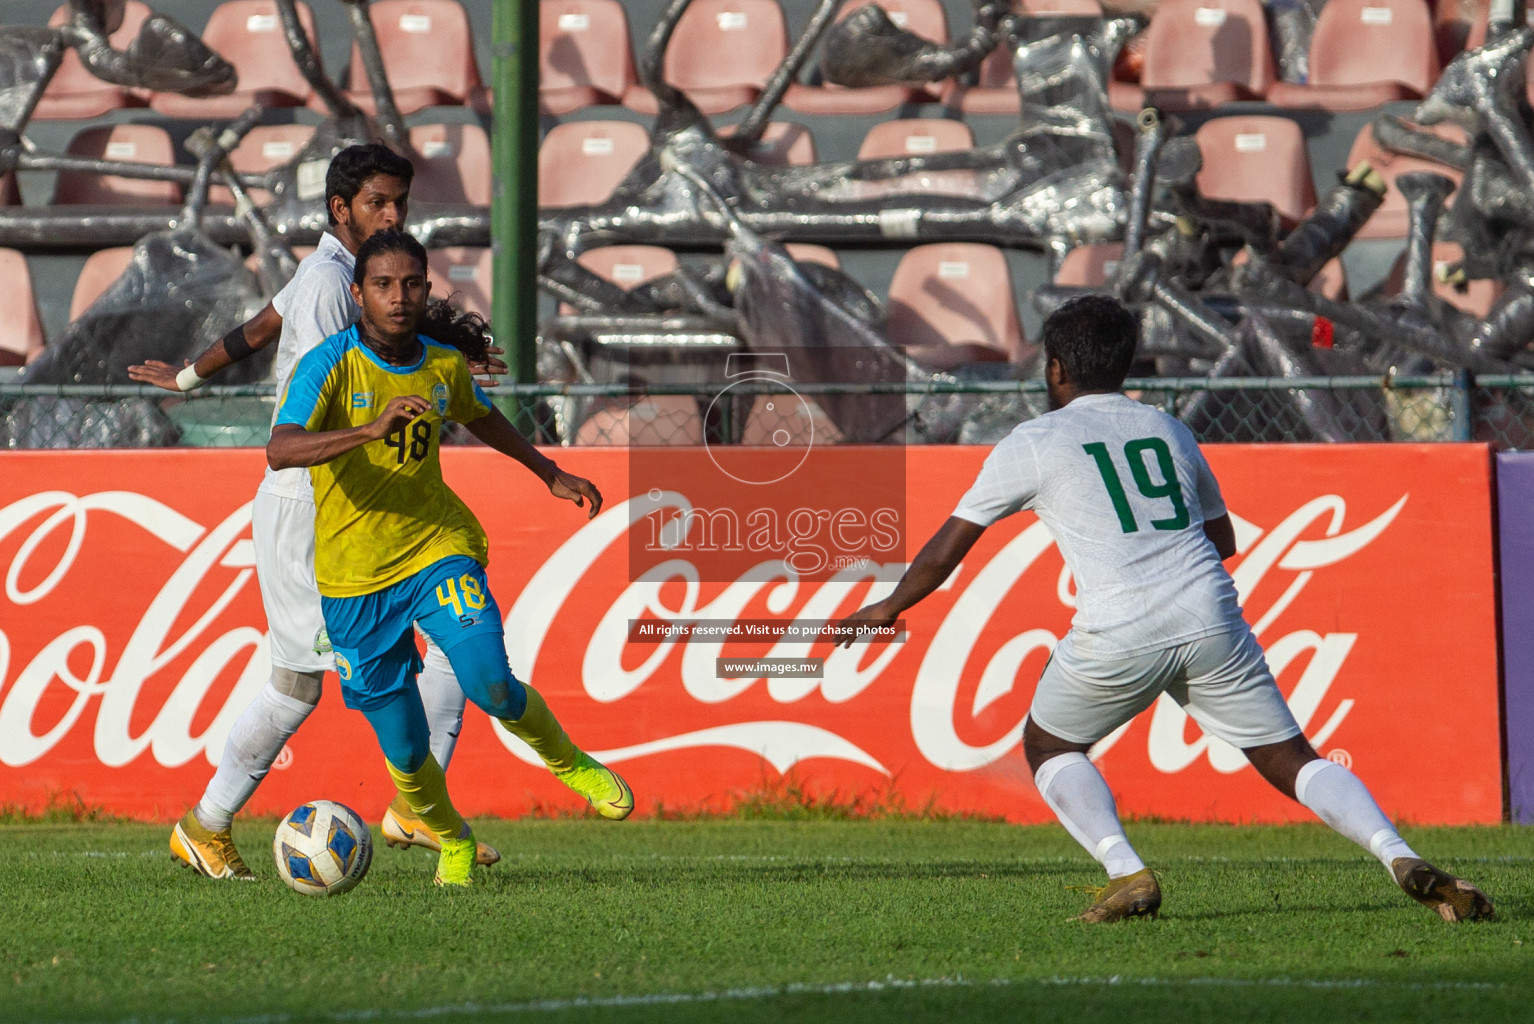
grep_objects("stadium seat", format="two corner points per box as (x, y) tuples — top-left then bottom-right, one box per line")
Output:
(785, 0), (949, 115)
(560, 245), (678, 313)
(1343, 120), (1467, 238)
(52, 124), (181, 206)
(1382, 240), (1502, 316)
(1117, 0), (1275, 112)
(69, 246), (136, 320)
(35, 1), (152, 119)
(408, 122), (491, 205)
(150, 1), (318, 117)
(208, 123), (315, 205)
(537, 121), (650, 207)
(575, 396), (705, 445)
(886, 243), (1030, 369)
(1229, 246), (1348, 300)
(343, 0), (484, 115)
(784, 243), (841, 268)
(942, 0), (1103, 114)
(1266, 0), (1438, 111)
(426, 247), (492, 319)
(855, 118), (982, 197)
(0, 173), (18, 207)
(719, 122), (818, 166)
(0, 250), (47, 366)
(1194, 115), (1317, 226)
(741, 393), (843, 445)
(1054, 241), (1124, 286)
(539, 0), (638, 114)
(623, 0), (789, 115)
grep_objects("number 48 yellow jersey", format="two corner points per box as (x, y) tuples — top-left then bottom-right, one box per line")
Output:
(275, 324), (494, 598)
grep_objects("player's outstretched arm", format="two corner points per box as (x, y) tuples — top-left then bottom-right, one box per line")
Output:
(463, 406), (603, 519)
(833, 516), (986, 647)
(1203, 513), (1237, 560)
(127, 303), (284, 392)
(267, 395), (429, 469)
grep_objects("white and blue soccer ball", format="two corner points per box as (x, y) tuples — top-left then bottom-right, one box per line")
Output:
(273, 800), (373, 896)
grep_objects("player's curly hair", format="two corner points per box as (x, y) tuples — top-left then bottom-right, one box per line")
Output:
(419, 297), (491, 365)
(1041, 294), (1139, 391)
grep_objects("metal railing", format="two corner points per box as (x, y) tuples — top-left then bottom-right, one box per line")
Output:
(1, 375), (1532, 449)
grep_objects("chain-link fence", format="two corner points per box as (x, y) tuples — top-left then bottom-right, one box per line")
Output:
(2, 375), (1533, 449)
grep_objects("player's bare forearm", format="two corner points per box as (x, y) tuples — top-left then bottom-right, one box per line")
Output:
(127, 303), (283, 390)
(1204, 513), (1237, 560)
(267, 395), (427, 469)
(464, 407), (604, 518)
(834, 517), (985, 646)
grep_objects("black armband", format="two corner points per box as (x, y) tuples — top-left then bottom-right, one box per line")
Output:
(223, 325), (255, 362)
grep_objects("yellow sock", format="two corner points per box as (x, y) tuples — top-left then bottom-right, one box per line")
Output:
(498, 683), (578, 773)
(384, 754), (466, 843)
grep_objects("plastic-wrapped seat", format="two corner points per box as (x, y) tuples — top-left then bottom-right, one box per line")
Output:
(943, 0), (1103, 114)
(855, 118), (982, 197)
(1266, 0), (1438, 111)
(719, 122), (818, 166)
(69, 246), (136, 320)
(34, 1), (152, 118)
(784, 0), (949, 114)
(408, 123), (491, 205)
(343, 0), (484, 115)
(1116, 0), (1275, 112)
(539, 0), (638, 114)
(1380, 240), (1502, 316)
(208, 123), (315, 205)
(0, 250), (47, 366)
(53, 124), (181, 205)
(886, 243), (1030, 369)
(425, 247), (492, 319)
(149, 0), (318, 117)
(537, 121), (650, 207)
(559, 245), (679, 313)
(1342, 120), (1466, 239)
(623, 0), (789, 115)
(1194, 115), (1316, 225)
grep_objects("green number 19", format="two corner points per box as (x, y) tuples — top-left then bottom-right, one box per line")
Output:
(1082, 438), (1190, 533)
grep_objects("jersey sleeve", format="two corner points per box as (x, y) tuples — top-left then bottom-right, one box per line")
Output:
(276, 261), (356, 354)
(1191, 443), (1227, 520)
(952, 425), (1043, 526)
(446, 355), (492, 425)
(275, 338), (342, 430)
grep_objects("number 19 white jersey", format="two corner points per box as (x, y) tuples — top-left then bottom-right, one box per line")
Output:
(952, 392), (1247, 659)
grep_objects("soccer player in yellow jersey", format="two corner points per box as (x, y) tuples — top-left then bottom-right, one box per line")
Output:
(268, 229), (633, 886)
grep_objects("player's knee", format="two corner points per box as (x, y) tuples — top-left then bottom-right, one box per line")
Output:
(271, 667), (323, 706)
(447, 637), (527, 720)
(383, 733), (432, 775)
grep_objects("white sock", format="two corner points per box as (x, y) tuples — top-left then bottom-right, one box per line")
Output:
(418, 636), (467, 772)
(1034, 752), (1147, 879)
(196, 682), (315, 831)
(1295, 759), (1419, 875)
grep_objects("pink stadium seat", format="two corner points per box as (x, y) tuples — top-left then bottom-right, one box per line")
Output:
(943, 0), (1103, 113)
(537, 121), (650, 207)
(539, 0), (637, 114)
(857, 117), (974, 158)
(742, 394), (843, 445)
(150, 1), (317, 117)
(425, 247), (492, 319)
(576, 396), (704, 445)
(785, 0), (949, 114)
(624, 0), (789, 115)
(560, 245), (679, 313)
(53, 124), (181, 206)
(784, 243), (840, 268)
(719, 122), (818, 166)
(886, 243), (1031, 369)
(0, 250), (46, 366)
(208, 123), (315, 205)
(1054, 242), (1124, 286)
(1381, 240), (1501, 315)
(408, 122), (491, 205)
(1343, 120), (1466, 238)
(1122, 0), (1275, 112)
(344, 0), (484, 115)
(69, 247), (136, 320)
(1266, 0), (1438, 111)
(1194, 115), (1317, 226)
(35, 1), (152, 118)
(0, 173), (18, 207)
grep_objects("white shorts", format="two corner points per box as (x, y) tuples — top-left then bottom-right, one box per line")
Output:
(252, 489), (333, 673)
(1029, 627), (1302, 749)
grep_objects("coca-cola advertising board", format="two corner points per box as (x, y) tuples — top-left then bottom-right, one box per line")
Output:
(0, 443), (1502, 824)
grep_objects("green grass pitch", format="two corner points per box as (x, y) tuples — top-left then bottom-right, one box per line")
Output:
(0, 819), (1529, 1023)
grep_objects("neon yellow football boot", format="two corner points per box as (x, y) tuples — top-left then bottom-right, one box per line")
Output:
(434, 833), (477, 887)
(381, 799), (502, 865)
(553, 751), (634, 820)
(169, 810), (256, 880)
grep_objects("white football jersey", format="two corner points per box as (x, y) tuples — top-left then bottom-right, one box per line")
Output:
(259, 232), (359, 502)
(953, 392), (1247, 658)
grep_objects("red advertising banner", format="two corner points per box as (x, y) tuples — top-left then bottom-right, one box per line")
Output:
(0, 444), (1501, 824)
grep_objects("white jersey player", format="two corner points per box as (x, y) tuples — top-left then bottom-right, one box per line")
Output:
(129, 144), (500, 877)
(837, 295), (1493, 924)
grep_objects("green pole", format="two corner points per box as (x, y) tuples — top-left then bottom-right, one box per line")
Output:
(491, 0), (540, 429)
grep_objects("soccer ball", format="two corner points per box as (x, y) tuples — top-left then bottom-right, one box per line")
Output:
(273, 800), (373, 896)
